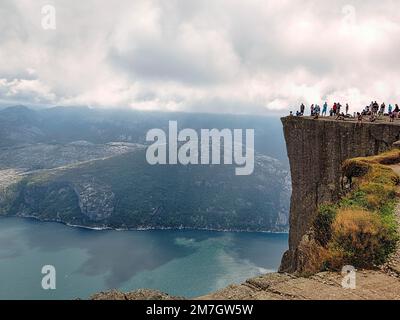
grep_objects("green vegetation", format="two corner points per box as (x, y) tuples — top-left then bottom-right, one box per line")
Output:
(2, 149), (290, 231)
(312, 149), (400, 271)
(313, 204), (337, 246)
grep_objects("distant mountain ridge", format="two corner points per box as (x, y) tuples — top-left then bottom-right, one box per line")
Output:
(0, 105), (289, 165)
(0, 106), (290, 232)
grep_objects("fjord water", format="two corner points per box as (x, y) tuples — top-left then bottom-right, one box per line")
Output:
(0, 217), (288, 300)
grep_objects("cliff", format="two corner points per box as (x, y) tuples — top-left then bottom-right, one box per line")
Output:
(280, 117), (400, 272)
(90, 117), (400, 300)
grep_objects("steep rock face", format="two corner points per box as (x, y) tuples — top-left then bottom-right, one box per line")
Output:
(73, 180), (115, 221)
(280, 117), (400, 272)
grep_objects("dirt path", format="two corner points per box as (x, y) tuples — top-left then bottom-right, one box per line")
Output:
(388, 163), (400, 177)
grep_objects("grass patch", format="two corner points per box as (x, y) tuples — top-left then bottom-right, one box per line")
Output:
(312, 149), (400, 271)
(329, 209), (396, 268)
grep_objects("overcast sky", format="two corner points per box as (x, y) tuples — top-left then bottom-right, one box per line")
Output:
(1, 0), (400, 114)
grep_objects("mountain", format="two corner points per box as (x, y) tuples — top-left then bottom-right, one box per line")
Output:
(0, 106), (289, 165)
(1, 147), (290, 231)
(0, 106), (290, 232)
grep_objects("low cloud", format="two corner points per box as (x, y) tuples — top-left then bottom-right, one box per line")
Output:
(1, 0), (400, 114)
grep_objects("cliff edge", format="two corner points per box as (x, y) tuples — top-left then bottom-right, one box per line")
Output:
(280, 117), (400, 272)
(91, 117), (400, 300)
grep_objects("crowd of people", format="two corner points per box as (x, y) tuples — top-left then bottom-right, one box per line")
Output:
(290, 101), (400, 123)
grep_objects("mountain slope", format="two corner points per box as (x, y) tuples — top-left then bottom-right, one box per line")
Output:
(2, 149), (290, 231)
(0, 106), (289, 165)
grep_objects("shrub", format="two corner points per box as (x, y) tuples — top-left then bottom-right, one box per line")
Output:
(329, 209), (398, 268)
(342, 151), (400, 185)
(297, 240), (331, 275)
(339, 189), (368, 209)
(366, 149), (400, 165)
(357, 182), (397, 211)
(342, 159), (370, 179)
(365, 165), (400, 186)
(312, 149), (400, 272)
(314, 204), (337, 246)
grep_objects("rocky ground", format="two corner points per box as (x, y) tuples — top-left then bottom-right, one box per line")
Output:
(90, 289), (184, 300)
(91, 270), (400, 300)
(197, 270), (400, 300)
(301, 114), (400, 124)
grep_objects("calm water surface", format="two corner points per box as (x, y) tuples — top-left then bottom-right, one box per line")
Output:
(0, 217), (288, 299)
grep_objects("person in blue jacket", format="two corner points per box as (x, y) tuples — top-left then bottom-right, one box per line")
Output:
(322, 102), (328, 117)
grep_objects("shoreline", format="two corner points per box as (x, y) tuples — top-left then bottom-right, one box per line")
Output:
(0, 215), (289, 235)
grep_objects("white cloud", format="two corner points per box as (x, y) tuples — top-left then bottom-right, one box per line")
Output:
(0, 78), (56, 103)
(0, 0), (400, 114)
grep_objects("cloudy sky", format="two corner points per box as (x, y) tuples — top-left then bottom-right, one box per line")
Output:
(1, 0), (400, 114)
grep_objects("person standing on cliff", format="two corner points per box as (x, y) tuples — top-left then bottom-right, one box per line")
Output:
(394, 104), (400, 119)
(390, 110), (395, 122)
(357, 112), (363, 124)
(364, 105), (370, 116)
(300, 103), (305, 115)
(373, 101), (379, 115)
(322, 102), (328, 117)
(345, 103), (349, 115)
(314, 104), (321, 119)
(379, 103), (385, 117)
(333, 103), (337, 116)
